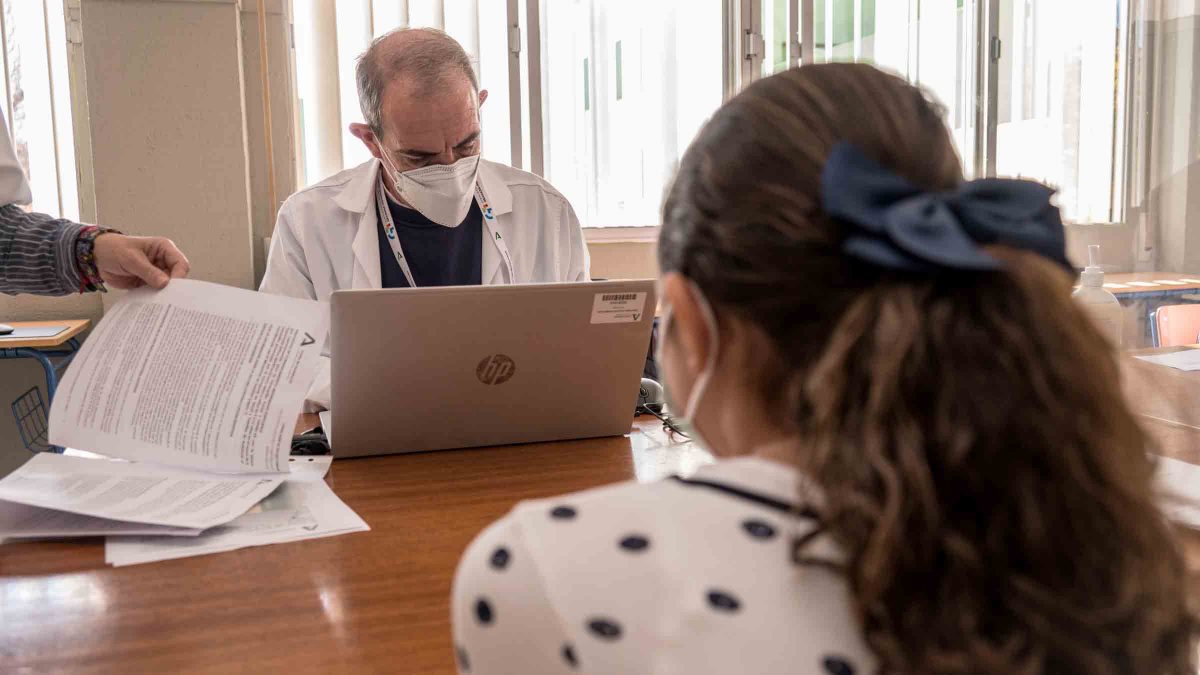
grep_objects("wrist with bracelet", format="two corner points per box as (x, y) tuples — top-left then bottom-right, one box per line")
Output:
(75, 226), (121, 293)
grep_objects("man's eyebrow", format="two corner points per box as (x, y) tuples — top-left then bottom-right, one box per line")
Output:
(394, 132), (479, 157)
(397, 147), (439, 158)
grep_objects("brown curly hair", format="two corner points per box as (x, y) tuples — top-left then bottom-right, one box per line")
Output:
(658, 63), (1197, 674)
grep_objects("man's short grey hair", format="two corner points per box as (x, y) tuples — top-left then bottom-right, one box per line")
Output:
(356, 28), (480, 136)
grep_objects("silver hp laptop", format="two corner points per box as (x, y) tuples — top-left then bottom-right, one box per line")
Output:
(330, 280), (656, 457)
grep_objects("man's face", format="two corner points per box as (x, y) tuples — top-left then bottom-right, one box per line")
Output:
(375, 75), (484, 171)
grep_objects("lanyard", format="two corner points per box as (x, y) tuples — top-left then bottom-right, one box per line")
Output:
(375, 174), (515, 288)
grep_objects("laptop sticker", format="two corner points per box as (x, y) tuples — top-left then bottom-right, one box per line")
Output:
(591, 292), (648, 324)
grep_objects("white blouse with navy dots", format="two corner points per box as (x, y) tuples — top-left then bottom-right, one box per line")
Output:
(452, 457), (875, 674)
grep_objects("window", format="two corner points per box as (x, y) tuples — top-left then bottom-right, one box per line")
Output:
(806, 0), (980, 179)
(788, 0), (1128, 223)
(540, 0), (724, 228)
(0, 0), (78, 220)
(994, 0), (1128, 224)
(291, 0), (1134, 228)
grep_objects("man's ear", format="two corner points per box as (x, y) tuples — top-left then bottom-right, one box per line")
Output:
(350, 123), (383, 160)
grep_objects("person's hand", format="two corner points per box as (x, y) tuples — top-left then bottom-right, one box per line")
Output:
(92, 233), (191, 290)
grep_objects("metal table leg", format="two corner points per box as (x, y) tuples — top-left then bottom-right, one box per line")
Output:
(12, 348), (61, 400)
(3, 340), (81, 453)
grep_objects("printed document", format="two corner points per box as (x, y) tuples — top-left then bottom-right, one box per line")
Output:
(50, 279), (327, 474)
(0, 280), (329, 541)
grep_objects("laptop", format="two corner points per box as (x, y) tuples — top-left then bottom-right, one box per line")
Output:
(330, 280), (656, 457)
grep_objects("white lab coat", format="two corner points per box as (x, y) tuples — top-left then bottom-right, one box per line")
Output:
(260, 157), (590, 411)
(0, 109), (32, 206)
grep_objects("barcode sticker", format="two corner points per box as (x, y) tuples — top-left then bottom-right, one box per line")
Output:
(591, 291), (648, 324)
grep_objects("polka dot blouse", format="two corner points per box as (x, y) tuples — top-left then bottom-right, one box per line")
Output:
(451, 457), (875, 674)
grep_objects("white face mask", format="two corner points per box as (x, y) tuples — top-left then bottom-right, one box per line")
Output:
(656, 281), (720, 441)
(380, 152), (481, 228)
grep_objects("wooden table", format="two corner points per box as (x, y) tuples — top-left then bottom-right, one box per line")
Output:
(1080, 273), (1200, 347)
(0, 416), (712, 673)
(1122, 348), (1200, 582)
(1101, 272), (1200, 297)
(5, 351), (1200, 673)
(0, 319), (90, 350)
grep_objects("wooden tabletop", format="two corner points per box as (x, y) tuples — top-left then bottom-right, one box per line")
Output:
(1101, 272), (1200, 295)
(0, 319), (90, 349)
(1120, 348), (1200, 585)
(5, 354), (1200, 673)
(0, 416), (712, 673)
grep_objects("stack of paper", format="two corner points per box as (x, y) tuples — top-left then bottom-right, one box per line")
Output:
(106, 456), (367, 566)
(0, 453), (284, 539)
(0, 280), (368, 562)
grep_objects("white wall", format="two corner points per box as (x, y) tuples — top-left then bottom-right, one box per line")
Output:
(81, 0), (256, 289)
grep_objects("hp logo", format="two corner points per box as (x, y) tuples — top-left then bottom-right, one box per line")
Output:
(476, 354), (516, 385)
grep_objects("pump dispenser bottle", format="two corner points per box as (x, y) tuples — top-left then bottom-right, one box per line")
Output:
(1072, 245), (1123, 347)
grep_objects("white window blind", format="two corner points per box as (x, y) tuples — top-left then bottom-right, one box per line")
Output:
(292, 0), (1138, 229)
(786, 0), (1130, 225)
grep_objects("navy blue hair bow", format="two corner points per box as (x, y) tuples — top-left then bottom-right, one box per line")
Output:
(820, 141), (1070, 273)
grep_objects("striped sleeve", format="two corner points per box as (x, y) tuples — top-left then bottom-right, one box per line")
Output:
(0, 203), (86, 296)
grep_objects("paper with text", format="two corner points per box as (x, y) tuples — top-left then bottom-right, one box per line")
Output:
(106, 457), (368, 566)
(49, 279), (328, 474)
(0, 453), (284, 530)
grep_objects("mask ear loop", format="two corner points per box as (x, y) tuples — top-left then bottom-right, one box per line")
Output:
(682, 279), (720, 422)
(374, 137), (406, 201)
(647, 280), (720, 440)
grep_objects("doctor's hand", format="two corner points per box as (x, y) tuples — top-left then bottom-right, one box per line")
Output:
(93, 233), (191, 290)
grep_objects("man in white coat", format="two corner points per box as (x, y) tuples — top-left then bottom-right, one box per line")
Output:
(261, 28), (589, 411)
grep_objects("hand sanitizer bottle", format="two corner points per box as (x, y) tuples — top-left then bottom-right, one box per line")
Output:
(1072, 245), (1123, 347)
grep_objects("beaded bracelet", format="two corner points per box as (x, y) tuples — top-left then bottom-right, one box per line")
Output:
(75, 226), (121, 293)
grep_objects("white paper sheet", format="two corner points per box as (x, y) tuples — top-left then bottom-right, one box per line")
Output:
(106, 457), (369, 566)
(49, 279), (328, 474)
(1134, 350), (1200, 371)
(0, 500), (202, 539)
(0, 453), (284, 530)
(1155, 455), (1200, 529)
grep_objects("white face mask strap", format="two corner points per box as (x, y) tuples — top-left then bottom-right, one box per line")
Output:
(376, 142), (404, 196)
(683, 282), (720, 421)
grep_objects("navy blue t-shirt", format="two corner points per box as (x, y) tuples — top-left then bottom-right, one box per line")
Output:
(377, 196), (483, 288)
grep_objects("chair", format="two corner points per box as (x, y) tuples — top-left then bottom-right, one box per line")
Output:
(1151, 304), (1200, 347)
